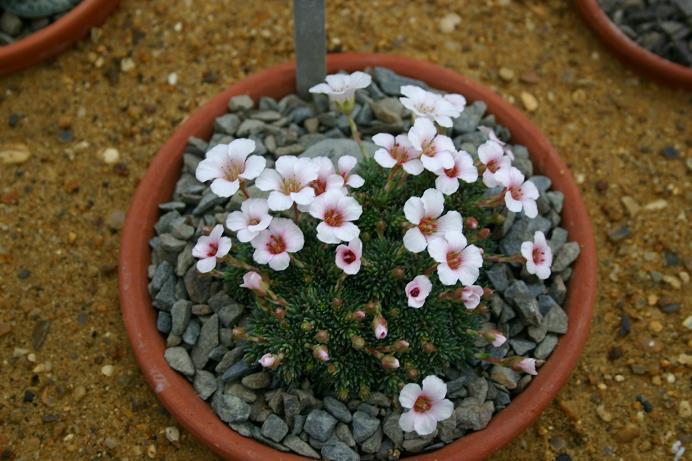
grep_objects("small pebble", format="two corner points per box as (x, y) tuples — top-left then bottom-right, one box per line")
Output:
(101, 365), (114, 376)
(439, 13), (461, 33)
(499, 67), (515, 81)
(100, 147), (120, 164)
(164, 426), (180, 445)
(520, 92), (538, 112)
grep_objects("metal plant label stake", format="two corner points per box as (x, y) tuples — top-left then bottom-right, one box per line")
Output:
(293, 0), (326, 99)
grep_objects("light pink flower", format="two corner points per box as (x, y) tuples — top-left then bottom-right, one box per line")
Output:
(478, 140), (512, 188)
(460, 285), (483, 309)
(372, 133), (424, 175)
(479, 126), (514, 160)
(403, 188), (462, 253)
(428, 232), (483, 286)
(312, 345), (330, 362)
(258, 353), (278, 368)
(195, 139), (266, 197)
(226, 198), (272, 242)
(405, 275), (432, 308)
(335, 238), (362, 275)
(309, 190), (362, 244)
(382, 355), (400, 369)
(240, 271), (263, 290)
(487, 330), (507, 347)
(309, 71), (372, 104)
(336, 155), (364, 188)
(255, 156), (319, 211)
(443, 93), (467, 113)
(251, 218), (304, 271)
(515, 358), (537, 375)
(495, 167), (539, 218)
(400, 85), (460, 127)
(521, 231), (553, 280)
(373, 315), (388, 340)
(398, 375), (454, 436)
(408, 118), (455, 172)
(191, 224), (232, 273)
(308, 156), (344, 198)
(434, 149), (478, 195)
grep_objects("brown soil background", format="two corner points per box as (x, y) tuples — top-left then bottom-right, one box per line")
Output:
(1, 1), (690, 460)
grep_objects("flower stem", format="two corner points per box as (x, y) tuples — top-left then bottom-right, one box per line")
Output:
(347, 115), (369, 159)
(239, 180), (251, 199)
(485, 254), (523, 264)
(476, 193), (506, 209)
(384, 165), (401, 192)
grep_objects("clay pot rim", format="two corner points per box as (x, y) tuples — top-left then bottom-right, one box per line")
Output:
(0, 0), (120, 76)
(119, 53), (597, 461)
(574, 0), (692, 90)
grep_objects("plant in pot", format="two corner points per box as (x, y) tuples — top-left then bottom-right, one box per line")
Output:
(0, 0), (120, 75)
(121, 54), (595, 461)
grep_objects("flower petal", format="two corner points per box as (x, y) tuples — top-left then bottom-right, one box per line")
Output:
(255, 169), (283, 191)
(403, 197), (425, 224)
(421, 375), (447, 401)
(398, 410), (416, 432)
(421, 188), (444, 218)
(268, 252), (290, 271)
(403, 228), (427, 253)
(196, 257), (217, 273)
(240, 155), (266, 180)
(399, 383), (422, 408)
(210, 178), (239, 197)
(267, 191), (294, 211)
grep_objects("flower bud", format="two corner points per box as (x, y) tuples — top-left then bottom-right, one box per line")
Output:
(327, 363), (338, 375)
(465, 217), (479, 230)
(232, 327), (246, 340)
(391, 267), (406, 280)
(393, 340), (410, 353)
(240, 271), (265, 294)
(483, 330), (507, 347)
(376, 220), (386, 236)
(406, 367), (419, 380)
(331, 298), (343, 309)
(511, 357), (538, 375)
(364, 301), (380, 313)
(258, 353), (280, 369)
(315, 330), (330, 344)
(422, 341), (436, 354)
(351, 310), (366, 321)
(312, 345), (330, 362)
(482, 287), (493, 299)
(351, 335), (366, 350)
(478, 228), (491, 239)
(381, 355), (400, 369)
(372, 315), (388, 340)
(301, 320), (314, 332)
(274, 308), (286, 320)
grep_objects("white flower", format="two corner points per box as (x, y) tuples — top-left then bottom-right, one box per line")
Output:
(400, 85), (460, 127)
(479, 126), (514, 160)
(251, 218), (304, 271)
(460, 285), (483, 309)
(309, 156), (344, 197)
(258, 353), (278, 368)
(521, 231), (553, 280)
(336, 155), (365, 188)
(434, 149), (478, 195)
(443, 93), (467, 113)
(309, 71), (372, 104)
(372, 315), (388, 340)
(255, 156), (319, 211)
(372, 133), (424, 175)
(191, 224), (232, 273)
(478, 140), (512, 188)
(403, 188), (462, 253)
(195, 139), (266, 197)
(495, 167), (539, 218)
(408, 118), (455, 172)
(515, 358), (537, 375)
(225, 198), (272, 243)
(335, 238), (362, 275)
(309, 190), (362, 244)
(398, 375), (454, 436)
(240, 271), (263, 290)
(405, 275), (432, 308)
(427, 232), (483, 286)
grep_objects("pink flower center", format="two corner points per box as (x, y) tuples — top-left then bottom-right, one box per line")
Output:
(342, 249), (356, 264)
(446, 250), (462, 270)
(418, 217), (438, 236)
(413, 395), (432, 413)
(324, 209), (344, 227)
(444, 164), (459, 178)
(207, 242), (218, 257)
(410, 287), (420, 298)
(509, 186), (523, 201)
(221, 162), (243, 181)
(267, 235), (286, 255)
(421, 140), (436, 158)
(248, 217), (260, 226)
(391, 143), (411, 164)
(310, 178), (327, 196)
(281, 177), (302, 195)
(532, 246), (546, 265)
(487, 159), (499, 173)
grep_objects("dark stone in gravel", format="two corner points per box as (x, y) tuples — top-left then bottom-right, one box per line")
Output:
(636, 395), (653, 413)
(304, 409), (338, 442)
(170, 300), (192, 336)
(361, 427), (383, 454)
(321, 440), (360, 461)
(552, 242), (581, 272)
(534, 334), (558, 359)
(455, 399), (494, 431)
(184, 266), (212, 303)
(164, 347), (195, 376)
(661, 146), (680, 159)
(221, 360), (257, 382)
(607, 225), (631, 243)
(619, 314), (632, 337)
(215, 346), (244, 374)
(509, 338), (536, 355)
(191, 314), (219, 369)
(505, 281), (542, 325)
(218, 302), (244, 327)
(383, 412), (403, 447)
(283, 434), (320, 458)
(212, 392), (251, 423)
(261, 414), (289, 443)
(193, 370), (217, 400)
(323, 396), (352, 423)
(486, 264), (513, 292)
(373, 66), (428, 95)
(352, 410), (380, 442)
(182, 318), (201, 345)
(241, 371), (270, 390)
(156, 311), (172, 334)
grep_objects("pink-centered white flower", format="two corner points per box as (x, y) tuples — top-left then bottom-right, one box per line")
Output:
(478, 140), (512, 188)
(400, 85), (460, 128)
(428, 232), (483, 286)
(521, 231), (553, 280)
(308, 71), (372, 104)
(258, 353), (279, 368)
(336, 155), (364, 188)
(405, 275), (432, 308)
(251, 218), (304, 271)
(195, 139), (266, 197)
(403, 188), (462, 253)
(225, 198), (272, 243)
(335, 238), (362, 275)
(479, 126), (514, 160)
(255, 156), (319, 211)
(309, 190), (362, 244)
(434, 149), (478, 195)
(485, 330), (507, 347)
(398, 375), (453, 436)
(191, 224), (232, 273)
(240, 271), (263, 291)
(309, 156), (344, 197)
(408, 118), (455, 172)
(495, 167), (539, 218)
(372, 315), (388, 340)
(514, 358), (538, 375)
(372, 133), (424, 175)
(313, 345), (330, 362)
(460, 285), (483, 309)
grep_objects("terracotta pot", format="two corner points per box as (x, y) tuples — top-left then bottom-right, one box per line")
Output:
(0, 0), (120, 76)
(119, 53), (597, 461)
(574, 0), (692, 90)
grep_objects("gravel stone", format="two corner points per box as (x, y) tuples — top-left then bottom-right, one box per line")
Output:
(170, 300), (191, 336)
(324, 396), (353, 423)
(352, 410), (380, 442)
(361, 427), (383, 454)
(383, 412), (403, 447)
(535, 334), (559, 359)
(509, 338), (536, 355)
(226, 383), (257, 403)
(455, 399), (494, 431)
(184, 266), (212, 303)
(505, 281), (542, 326)
(304, 409), (338, 442)
(193, 370), (217, 400)
(335, 422), (356, 447)
(156, 311), (172, 334)
(490, 366), (520, 389)
(218, 302), (244, 327)
(212, 392), (251, 423)
(552, 242), (581, 272)
(283, 434), (320, 458)
(221, 360), (257, 382)
(191, 314), (219, 369)
(164, 347), (195, 377)
(321, 440), (360, 461)
(373, 66), (428, 95)
(261, 414), (289, 443)
(241, 371), (271, 390)
(229, 95), (254, 111)
(182, 318), (201, 345)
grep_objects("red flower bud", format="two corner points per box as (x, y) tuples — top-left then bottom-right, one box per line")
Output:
(478, 228), (491, 239)
(391, 267), (406, 280)
(315, 330), (330, 344)
(381, 355), (400, 369)
(312, 345), (329, 362)
(465, 217), (479, 229)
